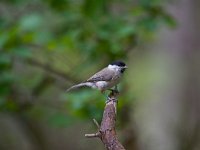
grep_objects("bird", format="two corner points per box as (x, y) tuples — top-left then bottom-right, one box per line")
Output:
(66, 61), (127, 93)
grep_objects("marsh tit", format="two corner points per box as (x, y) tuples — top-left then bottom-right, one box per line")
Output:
(66, 61), (127, 93)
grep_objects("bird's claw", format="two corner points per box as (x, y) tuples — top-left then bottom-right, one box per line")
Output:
(106, 96), (118, 103)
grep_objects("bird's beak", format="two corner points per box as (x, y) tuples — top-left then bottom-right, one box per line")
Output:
(123, 66), (128, 68)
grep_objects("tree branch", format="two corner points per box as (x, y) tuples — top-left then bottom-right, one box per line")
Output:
(85, 90), (126, 150)
(27, 58), (80, 84)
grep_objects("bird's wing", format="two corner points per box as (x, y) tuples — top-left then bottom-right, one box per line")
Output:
(86, 68), (115, 82)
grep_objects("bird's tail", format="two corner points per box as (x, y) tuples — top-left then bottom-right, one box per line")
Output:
(66, 82), (95, 92)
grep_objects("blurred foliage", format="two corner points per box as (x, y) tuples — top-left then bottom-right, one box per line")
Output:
(0, 0), (175, 126)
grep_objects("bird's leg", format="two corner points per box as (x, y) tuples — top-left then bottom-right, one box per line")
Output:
(102, 87), (119, 103)
(106, 86), (119, 103)
(114, 85), (119, 93)
(108, 85), (119, 93)
(106, 91), (118, 103)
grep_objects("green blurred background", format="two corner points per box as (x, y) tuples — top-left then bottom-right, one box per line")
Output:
(0, 0), (200, 150)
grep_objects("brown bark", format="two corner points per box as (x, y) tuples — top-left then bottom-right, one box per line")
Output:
(85, 91), (125, 150)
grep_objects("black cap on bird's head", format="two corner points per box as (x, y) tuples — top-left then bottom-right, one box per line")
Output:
(110, 60), (127, 73)
(110, 61), (126, 67)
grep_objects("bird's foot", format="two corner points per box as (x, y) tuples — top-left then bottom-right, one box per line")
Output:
(106, 96), (118, 103)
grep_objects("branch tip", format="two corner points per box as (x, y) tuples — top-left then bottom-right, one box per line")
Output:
(85, 132), (101, 138)
(93, 118), (100, 128)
